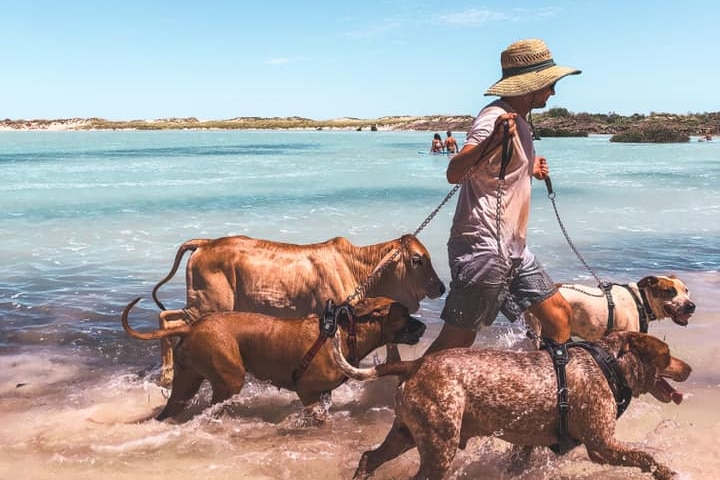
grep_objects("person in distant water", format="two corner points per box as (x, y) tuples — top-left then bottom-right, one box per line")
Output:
(430, 133), (444, 153)
(425, 38), (581, 355)
(444, 131), (459, 154)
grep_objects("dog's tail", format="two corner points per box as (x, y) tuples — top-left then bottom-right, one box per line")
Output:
(152, 239), (212, 310)
(122, 297), (192, 340)
(332, 334), (421, 381)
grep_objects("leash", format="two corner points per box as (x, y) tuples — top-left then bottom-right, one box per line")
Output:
(342, 242), (405, 307)
(544, 177), (606, 286)
(411, 121), (505, 238)
(292, 300), (358, 384)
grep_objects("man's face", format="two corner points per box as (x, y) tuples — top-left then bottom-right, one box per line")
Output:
(533, 82), (556, 109)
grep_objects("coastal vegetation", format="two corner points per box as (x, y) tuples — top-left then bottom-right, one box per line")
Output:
(2, 109), (718, 142)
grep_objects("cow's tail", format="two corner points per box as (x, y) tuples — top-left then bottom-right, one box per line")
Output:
(122, 297), (192, 340)
(331, 334), (421, 382)
(152, 239), (212, 310)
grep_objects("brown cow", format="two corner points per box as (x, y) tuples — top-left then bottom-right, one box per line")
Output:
(150, 234), (445, 384)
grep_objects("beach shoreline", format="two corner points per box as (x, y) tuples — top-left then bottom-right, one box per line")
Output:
(1, 271), (718, 480)
(1, 111), (718, 136)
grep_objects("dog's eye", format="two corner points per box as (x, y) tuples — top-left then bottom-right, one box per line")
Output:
(663, 287), (678, 298)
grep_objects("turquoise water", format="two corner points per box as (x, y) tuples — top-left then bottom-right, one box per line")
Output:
(1, 129), (719, 480)
(1, 130), (719, 362)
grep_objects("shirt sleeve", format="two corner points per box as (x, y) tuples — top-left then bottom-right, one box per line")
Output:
(465, 105), (505, 146)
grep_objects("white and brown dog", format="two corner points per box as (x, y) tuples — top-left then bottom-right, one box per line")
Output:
(525, 275), (695, 342)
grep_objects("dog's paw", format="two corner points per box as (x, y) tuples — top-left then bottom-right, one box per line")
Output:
(651, 463), (677, 480)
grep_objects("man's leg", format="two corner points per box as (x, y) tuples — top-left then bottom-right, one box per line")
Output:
(423, 323), (477, 356)
(527, 291), (571, 343)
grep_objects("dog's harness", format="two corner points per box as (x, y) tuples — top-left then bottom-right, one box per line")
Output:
(562, 282), (654, 335)
(543, 338), (633, 455)
(291, 300), (359, 385)
(602, 283), (654, 334)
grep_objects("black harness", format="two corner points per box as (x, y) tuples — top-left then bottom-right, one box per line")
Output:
(542, 338), (633, 454)
(291, 300), (358, 385)
(600, 282), (655, 334)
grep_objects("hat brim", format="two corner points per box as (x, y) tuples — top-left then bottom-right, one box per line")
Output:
(485, 65), (581, 97)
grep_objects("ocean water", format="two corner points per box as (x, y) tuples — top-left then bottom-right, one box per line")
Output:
(1, 129), (719, 480)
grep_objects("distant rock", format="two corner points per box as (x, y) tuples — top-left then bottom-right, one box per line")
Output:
(610, 126), (690, 143)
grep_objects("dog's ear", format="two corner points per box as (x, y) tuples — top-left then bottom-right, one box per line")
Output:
(626, 333), (671, 369)
(352, 297), (393, 318)
(638, 276), (659, 288)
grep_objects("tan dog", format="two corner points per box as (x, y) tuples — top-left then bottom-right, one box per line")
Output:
(525, 275), (695, 341)
(333, 331), (691, 480)
(122, 296), (426, 422)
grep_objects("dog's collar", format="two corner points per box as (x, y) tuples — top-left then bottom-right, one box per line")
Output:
(637, 285), (658, 323)
(615, 283), (654, 333)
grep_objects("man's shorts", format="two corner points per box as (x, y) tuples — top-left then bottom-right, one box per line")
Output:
(440, 252), (557, 330)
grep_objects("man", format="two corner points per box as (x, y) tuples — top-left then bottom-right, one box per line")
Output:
(444, 131), (459, 154)
(425, 39), (580, 354)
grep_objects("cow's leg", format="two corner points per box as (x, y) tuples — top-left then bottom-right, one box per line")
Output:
(158, 309), (191, 386)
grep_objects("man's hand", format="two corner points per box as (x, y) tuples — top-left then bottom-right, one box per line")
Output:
(494, 112), (517, 137)
(533, 156), (549, 179)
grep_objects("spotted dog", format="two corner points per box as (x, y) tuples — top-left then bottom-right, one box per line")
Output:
(333, 331), (691, 480)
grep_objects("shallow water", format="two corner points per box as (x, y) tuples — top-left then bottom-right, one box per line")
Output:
(0, 130), (718, 479)
(1, 294), (718, 480)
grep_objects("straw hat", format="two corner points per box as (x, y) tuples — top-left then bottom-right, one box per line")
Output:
(485, 39), (580, 97)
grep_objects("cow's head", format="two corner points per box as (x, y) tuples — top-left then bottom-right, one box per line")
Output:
(372, 234), (445, 313)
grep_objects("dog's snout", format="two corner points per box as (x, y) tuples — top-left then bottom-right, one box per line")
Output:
(685, 302), (696, 314)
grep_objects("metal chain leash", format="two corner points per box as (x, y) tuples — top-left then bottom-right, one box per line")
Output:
(412, 183), (462, 237)
(342, 243), (404, 306)
(345, 120), (507, 306)
(412, 125), (501, 238)
(544, 177), (604, 285)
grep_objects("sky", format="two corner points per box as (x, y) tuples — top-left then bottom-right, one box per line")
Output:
(2, 0), (718, 120)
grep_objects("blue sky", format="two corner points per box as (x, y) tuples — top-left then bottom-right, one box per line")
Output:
(2, 1), (718, 120)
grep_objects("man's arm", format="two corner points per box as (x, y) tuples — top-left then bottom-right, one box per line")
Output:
(446, 113), (517, 184)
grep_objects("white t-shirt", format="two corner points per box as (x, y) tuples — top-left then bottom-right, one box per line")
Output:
(449, 100), (535, 267)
